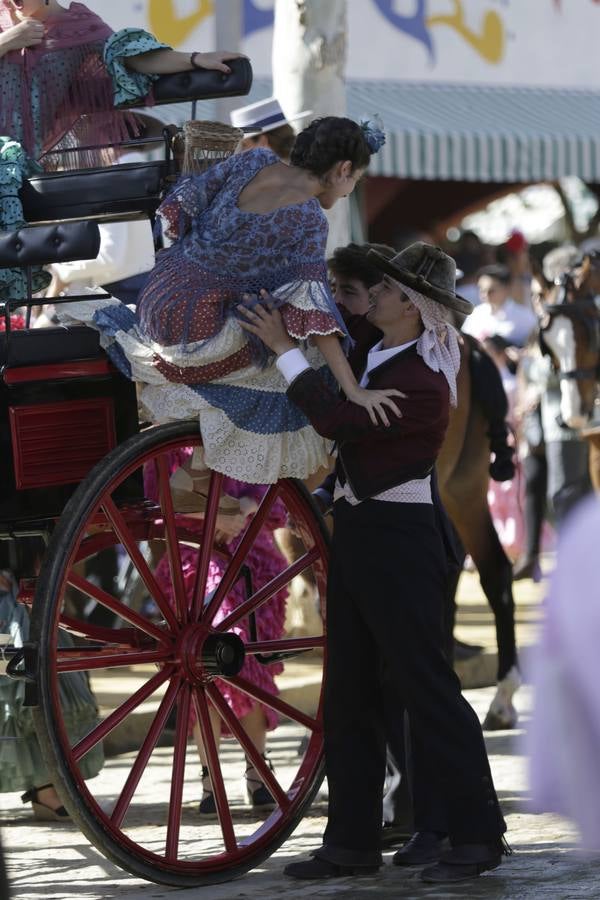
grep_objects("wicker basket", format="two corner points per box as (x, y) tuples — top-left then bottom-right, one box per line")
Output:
(181, 120), (244, 175)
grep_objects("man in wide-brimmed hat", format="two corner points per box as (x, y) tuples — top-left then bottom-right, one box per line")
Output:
(239, 242), (509, 885)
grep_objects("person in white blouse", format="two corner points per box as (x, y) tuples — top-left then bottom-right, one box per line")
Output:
(462, 264), (537, 348)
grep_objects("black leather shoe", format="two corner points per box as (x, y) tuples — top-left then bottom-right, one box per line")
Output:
(393, 831), (445, 867)
(284, 857), (379, 880)
(421, 842), (502, 883)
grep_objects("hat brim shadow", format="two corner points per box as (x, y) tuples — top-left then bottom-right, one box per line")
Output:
(367, 250), (474, 316)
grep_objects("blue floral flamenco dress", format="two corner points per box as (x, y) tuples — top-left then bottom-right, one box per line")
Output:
(61, 147), (346, 483)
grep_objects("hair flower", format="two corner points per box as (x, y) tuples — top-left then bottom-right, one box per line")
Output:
(360, 118), (386, 154)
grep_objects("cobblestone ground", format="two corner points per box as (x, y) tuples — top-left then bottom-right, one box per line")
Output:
(2, 684), (599, 900)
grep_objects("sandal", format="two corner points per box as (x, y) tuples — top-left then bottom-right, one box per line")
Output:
(245, 754), (276, 810)
(198, 766), (217, 817)
(21, 784), (70, 822)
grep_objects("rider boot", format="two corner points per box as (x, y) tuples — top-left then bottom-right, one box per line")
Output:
(467, 337), (516, 482)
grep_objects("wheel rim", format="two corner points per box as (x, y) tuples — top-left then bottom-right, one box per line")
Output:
(32, 424), (329, 884)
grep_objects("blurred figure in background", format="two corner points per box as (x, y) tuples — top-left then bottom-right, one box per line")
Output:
(529, 496), (600, 849)
(231, 96), (312, 162)
(462, 264), (537, 348)
(497, 229), (532, 309)
(513, 245), (592, 580)
(454, 230), (489, 309)
(483, 334), (524, 562)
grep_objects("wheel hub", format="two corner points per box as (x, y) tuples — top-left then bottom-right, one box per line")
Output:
(179, 626), (245, 683)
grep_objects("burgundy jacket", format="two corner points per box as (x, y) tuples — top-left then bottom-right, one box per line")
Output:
(287, 318), (450, 501)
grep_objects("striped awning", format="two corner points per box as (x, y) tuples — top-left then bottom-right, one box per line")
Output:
(187, 77), (600, 184)
(346, 80), (600, 183)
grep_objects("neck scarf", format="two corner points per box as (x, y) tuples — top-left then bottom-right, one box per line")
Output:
(393, 280), (461, 407)
(0, 2), (132, 165)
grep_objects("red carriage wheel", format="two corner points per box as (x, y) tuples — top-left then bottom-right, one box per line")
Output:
(30, 421), (329, 887)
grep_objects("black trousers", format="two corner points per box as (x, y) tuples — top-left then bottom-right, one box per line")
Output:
(317, 499), (505, 868)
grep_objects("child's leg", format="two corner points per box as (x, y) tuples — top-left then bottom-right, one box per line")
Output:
(193, 708), (222, 766)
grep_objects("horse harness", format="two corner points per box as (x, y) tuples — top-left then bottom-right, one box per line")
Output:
(539, 271), (600, 383)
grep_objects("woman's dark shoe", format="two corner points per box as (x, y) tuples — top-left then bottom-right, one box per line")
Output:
(198, 766), (217, 817)
(21, 784), (70, 822)
(245, 754), (276, 810)
(284, 856), (379, 880)
(421, 841), (504, 883)
(393, 830), (445, 866)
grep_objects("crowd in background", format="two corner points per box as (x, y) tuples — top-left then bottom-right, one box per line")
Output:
(405, 226), (595, 579)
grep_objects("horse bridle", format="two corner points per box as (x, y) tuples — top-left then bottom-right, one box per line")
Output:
(539, 271), (600, 383)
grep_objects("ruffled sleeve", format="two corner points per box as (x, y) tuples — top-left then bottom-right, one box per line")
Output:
(263, 202), (349, 345)
(276, 271), (348, 342)
(103, 28), (170, 107)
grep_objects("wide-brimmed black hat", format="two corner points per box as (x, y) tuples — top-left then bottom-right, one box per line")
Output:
(367, 242), (474, 316)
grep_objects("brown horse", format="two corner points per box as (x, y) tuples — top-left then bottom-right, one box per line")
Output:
(437, 335), (519, 729)
(532, 254), (600, 488)
(280, 334), (520, 729)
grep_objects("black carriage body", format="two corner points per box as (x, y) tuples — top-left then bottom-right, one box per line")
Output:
(0, 326), (141, 534)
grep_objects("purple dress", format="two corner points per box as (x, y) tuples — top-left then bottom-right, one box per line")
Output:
(528, 497), (600, 847)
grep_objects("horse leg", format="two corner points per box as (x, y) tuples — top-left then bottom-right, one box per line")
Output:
(441, 394), (521, 730)
(582, 431), (600, 492)
(451, 497), (520, 729)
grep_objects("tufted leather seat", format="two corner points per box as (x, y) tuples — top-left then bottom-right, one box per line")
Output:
(0, 221), (100, 269)
(22, 162), (169, 223)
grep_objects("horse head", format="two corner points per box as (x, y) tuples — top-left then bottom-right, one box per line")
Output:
(532, 253), (600, 430)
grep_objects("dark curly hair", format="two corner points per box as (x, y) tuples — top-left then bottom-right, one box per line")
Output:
(328, 242), (395, 288)
(290, 117), (371, 177)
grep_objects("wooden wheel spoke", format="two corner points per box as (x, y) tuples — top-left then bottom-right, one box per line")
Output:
(206, 684), (289, 812)
(156, 454), (188, 625)
(245, 636), (325, 655)
(56, 647), (171, 673)
(72, 666), (174, 762)
(111, 676), (181, 829)
(100, 495), (179, 631)
(166, 682), (192, 860)
(192, 687), (237, 853)
(216, 548), (320, 633)
(58, 613), (141, 646)
(67, 572), (169, 644)
(228, 674), (320, 732)
(202, 485), (281, 625)
(190, 472), (223, 621)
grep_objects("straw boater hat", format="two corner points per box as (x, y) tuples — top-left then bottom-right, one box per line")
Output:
(230, 97), (312, 136)
(367, 242), (473, 316)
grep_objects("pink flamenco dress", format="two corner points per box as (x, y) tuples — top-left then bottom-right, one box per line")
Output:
(145, 455), (289, 731)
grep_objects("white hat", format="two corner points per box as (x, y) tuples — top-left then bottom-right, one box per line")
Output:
(230, 97), (312, 135)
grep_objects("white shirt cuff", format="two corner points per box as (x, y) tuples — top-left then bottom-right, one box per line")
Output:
(276, 347), (311, 385)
